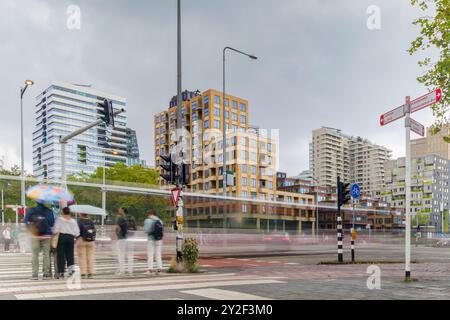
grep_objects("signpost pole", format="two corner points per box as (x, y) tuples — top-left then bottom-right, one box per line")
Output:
(405, 96), (412, 282)
(351, 200), (355, 262)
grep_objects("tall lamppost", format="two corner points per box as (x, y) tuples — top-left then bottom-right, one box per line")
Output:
(20, 80), (34, 210)
(311, 177), (320, 238)
(222, 47), (257, 230)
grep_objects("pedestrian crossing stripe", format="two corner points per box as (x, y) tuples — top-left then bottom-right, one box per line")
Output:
(181, 288), (273, 300)
(14, 278), (284, 300)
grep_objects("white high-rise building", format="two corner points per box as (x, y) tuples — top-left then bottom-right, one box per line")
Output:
(311, 127), (392, 197)
(32, 82), (128, 180)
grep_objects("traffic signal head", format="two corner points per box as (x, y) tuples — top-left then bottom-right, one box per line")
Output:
(338, 182), (351, 207)
(160, 154), (177, 185)
(98, 99), (115, 128)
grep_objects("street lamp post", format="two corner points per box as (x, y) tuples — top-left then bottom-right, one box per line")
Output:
(1, 189), (4, 227)
(311, 177), (320, 239)
(20, 80), (34, 210)
(222, 47), (257, 230)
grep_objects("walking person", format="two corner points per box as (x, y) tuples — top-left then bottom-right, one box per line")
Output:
(2, 227), (11, 252)
(24, 202), (55, 280)
(53, 207), (80, 279)
(144, 210), (164, 274)
(115, 207), (133, 276)
(77, 213), (96, 279)
(10, 226), (19, 253)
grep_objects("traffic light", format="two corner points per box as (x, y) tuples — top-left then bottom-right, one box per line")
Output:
(182, 163), (190, 186)
(338, 179), (351, 208)
(160, 154), (177, 184)
(98, 99), (115, 128)
(19, 207), (25, 216)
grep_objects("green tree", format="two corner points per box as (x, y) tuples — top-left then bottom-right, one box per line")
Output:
(409, 0), (450, 138)
(69, 163), (171, 224)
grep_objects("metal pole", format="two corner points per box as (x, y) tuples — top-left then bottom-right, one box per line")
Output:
(1, 190), (4, 227)
(222, 48), (227, 231)
(405, 96), (412, 282)
(316, 191), (319, 239)
(102, 166), (106, 227)
(20, 89), (26, 210)
(351, 200), (355, 262)
(337, 176), (343, 263)
(176, 0), (184, 263)
(60, 142), (67, 189)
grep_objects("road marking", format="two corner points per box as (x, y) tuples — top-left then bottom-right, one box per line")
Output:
(285, 263), (299, 265)
(181, 288), (273, 300)
(15, 279), (285, 300)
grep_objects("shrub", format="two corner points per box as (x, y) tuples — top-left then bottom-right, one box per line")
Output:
(183, 237), (200, 273)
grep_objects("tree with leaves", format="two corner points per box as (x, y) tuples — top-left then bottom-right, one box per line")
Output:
(68, 163), (171, 225)
(408, 0), (450, 138)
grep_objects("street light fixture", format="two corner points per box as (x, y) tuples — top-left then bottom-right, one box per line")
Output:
(222, 47), (257, 231)
(20, 80), (34, 210)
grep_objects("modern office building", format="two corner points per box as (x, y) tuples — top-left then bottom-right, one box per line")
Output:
(32, 81), (129, 180)
(154, 89), (278, 200)
(411, 124), (450, 159)
(381, 155), (449, 232)
(310, 127), (392, 197)
(154, 89), (316, 232)
(126, 128), (141, 166)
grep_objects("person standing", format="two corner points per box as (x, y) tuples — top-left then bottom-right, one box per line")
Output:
(10, 226), (19, 253)
(2, 227), (11, 252)
(53, 207), (80, 279)
(24, 202), (55, 280)
(144, 210), (164, 274)
(77, 213), (96, 279)
(115, 207), (133, 276)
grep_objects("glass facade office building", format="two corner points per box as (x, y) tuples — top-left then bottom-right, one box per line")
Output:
(33, 81), (128, 180)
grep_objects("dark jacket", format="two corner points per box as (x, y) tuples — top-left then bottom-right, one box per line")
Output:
(24, 204), (55, 236)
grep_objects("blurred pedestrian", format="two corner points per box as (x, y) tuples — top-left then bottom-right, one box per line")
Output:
(77, 213), (96, 279)
(115, 207), (133, 276)
(2, 227), (11, 252)
(24, 202), (55, 280)
(53, 207), (80, 279)
(10, 226), (19, 252)
(144, 210), (164, 274)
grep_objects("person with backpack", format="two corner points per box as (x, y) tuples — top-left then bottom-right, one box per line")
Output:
(143, 209), (164, 274)
(77, 213), (96, 279)
(53, 207), (80, 279)
(24, 202), (56, 280)
(115, 207), (133, 276)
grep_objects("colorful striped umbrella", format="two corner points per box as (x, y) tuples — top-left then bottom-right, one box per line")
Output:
(26, 184), (74, 204)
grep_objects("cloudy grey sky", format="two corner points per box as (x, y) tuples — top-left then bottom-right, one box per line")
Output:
(0, 0), (436, 176)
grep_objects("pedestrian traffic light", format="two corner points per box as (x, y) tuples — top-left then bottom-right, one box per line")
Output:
(19, 207), (25, 216)
(338, 179), (351, 208)
(160, 154), (177, 185)
(98, 99), (115, 128)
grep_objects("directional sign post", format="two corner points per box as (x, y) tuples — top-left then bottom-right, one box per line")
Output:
(379, 88), (443, 282)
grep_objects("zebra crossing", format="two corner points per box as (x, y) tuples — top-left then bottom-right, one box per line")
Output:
(0, 252), (286, 300)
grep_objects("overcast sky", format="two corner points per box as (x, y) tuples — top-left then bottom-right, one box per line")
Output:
(0, 0), (436, 176)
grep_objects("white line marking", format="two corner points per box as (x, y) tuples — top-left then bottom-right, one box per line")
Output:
(181, 288), (273, 300)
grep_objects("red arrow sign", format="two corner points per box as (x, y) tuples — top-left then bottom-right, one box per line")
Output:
(380, 105), (405, 126)
(411, 88), (442, 114)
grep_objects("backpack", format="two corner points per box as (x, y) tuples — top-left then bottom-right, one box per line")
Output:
(30, 212), (50, 236)
(80, 220), (96, 242)
(117, 217), (128, 239)
(153, 219), (164, 241)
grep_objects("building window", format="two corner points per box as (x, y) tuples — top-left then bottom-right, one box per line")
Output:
(242, 177), (248, 186)
(242, 164), (247, 173)
(232, 113), (238, 121)
(232, 101), (237, 109)
(240, 103), (246, 112)
(240, 115), (246, 123)
(213, 120), (220, 129)
(268, 181), (273, 190)
(214, 95), (220, 105)
(204, 106), (209, 116)
(251, 166), (257, 175)
(214, 107), (220, 116)
(205, 120), (210, 129)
